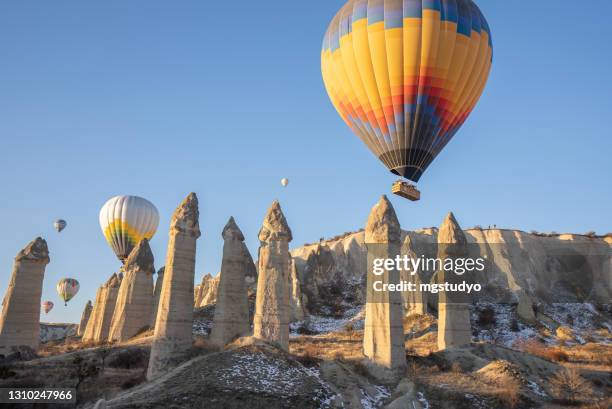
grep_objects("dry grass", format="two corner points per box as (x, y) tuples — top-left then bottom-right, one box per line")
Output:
(513, 339), (569, 362)
(548, 368), (593, 405)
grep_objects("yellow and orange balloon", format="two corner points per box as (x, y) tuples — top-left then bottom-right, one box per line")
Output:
(321, 0), (493, 183)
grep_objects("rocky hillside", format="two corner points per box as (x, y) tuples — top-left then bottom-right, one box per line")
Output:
(40, 323), (78, 343)
(290, 229), (611, 319)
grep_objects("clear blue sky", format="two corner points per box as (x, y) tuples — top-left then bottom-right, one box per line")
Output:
(1, 1), (610, 323)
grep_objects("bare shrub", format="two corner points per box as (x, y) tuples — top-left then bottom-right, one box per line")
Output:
(549, 368), (592, 404)
(71, 354), (99, 392)
(514, 339), (569, 362)
(107, 348), (147, 369)
(497, 378), (521, 408)
(451, 362), (462, 374)
(95, 346), (111, 373)
(477, 307), (496, 327)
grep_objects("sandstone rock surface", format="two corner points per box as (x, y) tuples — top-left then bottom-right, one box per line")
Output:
(253, 200), (292, 351)
(108, 239), (155, 342)
(78, 300), (93, 337)
(363, 196), (406, 373)
(82, 273), (122, 343)
(437, 212), (472, 350)
(210, 217), (251, 347)
(151, 267), (164, 326)
(0, 238), (50, 353)
(194, 274), (219, 307)
(148, 193), (200, 380)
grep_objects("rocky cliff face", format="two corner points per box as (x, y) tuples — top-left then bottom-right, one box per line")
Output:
(291, 229), (611, 317)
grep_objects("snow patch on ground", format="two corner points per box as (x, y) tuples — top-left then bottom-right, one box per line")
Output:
(216, 351), (336, 407)
(540, 303), (611, 344)
(471, 303), (538, 347)
(291, 306), (364, 335)
(360, 385), (389, 409)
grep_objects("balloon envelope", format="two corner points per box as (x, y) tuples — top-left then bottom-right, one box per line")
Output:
(54, 219), (67, 233)
(99, 195), (159, 262)
(42, 301), (54, 314)
(321, 0), (493, 182)
(281, 178), (289, 187)
(57, 278), (79, 305)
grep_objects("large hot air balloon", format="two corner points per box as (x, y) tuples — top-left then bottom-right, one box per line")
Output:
(281, 178), (289, 187)
(321, 0), (493, 201)
(42, 301), (54, 314)
(54, 219), (67, 233)
(57, 278), (79, 306)
(99, 195), (160, 262)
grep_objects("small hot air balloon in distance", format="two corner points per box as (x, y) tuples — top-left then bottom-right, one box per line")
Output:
(54, 219), (67, 233)
(42, 301), (54, 314)
(321, 0), (493, 201)
(281, 178), (289, 187)
(57, 278), (79, 306)
(99, 195), (160, 262)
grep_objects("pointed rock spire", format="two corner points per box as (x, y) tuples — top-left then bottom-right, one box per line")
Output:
(78, 300), (93, 336)
(211, 217), (251, 347)
(258, 200), (292, 242)
(363, 197), (406, 376)
(254, 200), (292, 351)
(148, 193), (200, 380)
(365, 196), (401, 244)
(222, 216), (245, 241)
(437, 212), (471, 350)
(15, 237), (49, 263)
(438, 212), (467, 246)
(0, 238), (50, 353)
(171, 192), (200, 237)
(109, 239), (155, 342)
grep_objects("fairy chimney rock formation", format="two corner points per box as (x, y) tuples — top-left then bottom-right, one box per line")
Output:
(363, 196), (406, 374)
(147, 193), (200, 380)
(195, 274), (219, 307)
(401, 235), (425, 316)
(437, 212), (472, 350)
(78, 300), (93, 337)
(82, 273), (122, 343)
(108, 239), (155, 342)
(0, 238), (50, 353)
(210, 217), (251, 347)
(151, 267), (165, 326)
(253, 200), (292, 351)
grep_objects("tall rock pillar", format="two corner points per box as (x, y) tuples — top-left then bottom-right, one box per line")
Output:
(78, 300), (93, 337)
(0, 238), (50, 353)
(108, 239), (155, 342)
(82, 273), (122, 343)
(401, 235), (425, 316)
(253, 200), (292, 351)
(147, 193), (200, 380)
(151, 267), (164, 326)
(210, 217), (251, 347)
(363, 196), (406, 373)
(437, 212), (472, 350)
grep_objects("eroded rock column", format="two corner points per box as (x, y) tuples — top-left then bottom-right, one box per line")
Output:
(253, 200), (292, 351)
(363, 196), (406, 373)
(78, 300), (93, 337)
(437, 212), (472, 350)
(151, 267), (164, 326)
(82, 273), (122, 343)
(401, 235), (425, 316)
(147, 193), (200, 380)
(0, 238), (50, 353)
(108, 239), (155, 342)
(210, 217), (251, 347)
